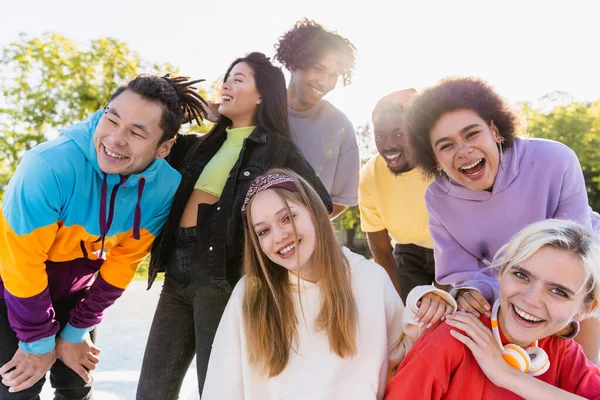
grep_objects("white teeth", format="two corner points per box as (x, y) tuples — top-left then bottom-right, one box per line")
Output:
(310, 87), (324, 97)
(104, 146), (127, 159)
(513, 305), (543, 322)
(222, 95), (232, 101)
(459, 159), (483, 170)
(279, 243), (296, 255)
(385, 153), (401, 160)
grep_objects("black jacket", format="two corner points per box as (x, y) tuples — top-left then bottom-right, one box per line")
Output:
(147, 126), (333, 290)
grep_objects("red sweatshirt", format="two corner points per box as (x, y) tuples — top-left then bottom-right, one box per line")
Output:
(385, 316), (600, 399)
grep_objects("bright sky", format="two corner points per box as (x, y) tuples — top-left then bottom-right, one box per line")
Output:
(1, 0), (599, 127)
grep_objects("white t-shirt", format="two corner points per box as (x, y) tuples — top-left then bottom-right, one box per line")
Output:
(202, 247), (456, 400)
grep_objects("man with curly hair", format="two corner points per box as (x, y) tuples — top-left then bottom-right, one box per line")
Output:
(275, 19), (359, 218)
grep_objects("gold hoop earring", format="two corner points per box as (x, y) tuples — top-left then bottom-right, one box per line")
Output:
(425, 167), (439, 182)
(498, 142), (504, 170)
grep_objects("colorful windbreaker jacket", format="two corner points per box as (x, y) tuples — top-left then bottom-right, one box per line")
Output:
(0, 110), (181, 354)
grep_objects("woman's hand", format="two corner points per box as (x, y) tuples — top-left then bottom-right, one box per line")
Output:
(446, 311), (515, 388)
(414, 292), (455, 330)
(456, 289), (491, 318)
(203, 100), (220, 122)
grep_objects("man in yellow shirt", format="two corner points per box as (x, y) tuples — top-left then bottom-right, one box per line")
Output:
(359, 89), (436, 303)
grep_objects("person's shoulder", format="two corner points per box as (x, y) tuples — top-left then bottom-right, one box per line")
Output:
(153, 158), (182, 181)
(539, 334), (587, 362)
(32, 134), (82, 162)
(262, 133), (301, 158)
(522, 137), (578, 164)
(22, 135), (88, 182)
(228, 276), (248, 309)
(359, 154), (379, 180)
(321, 101), (355, 132)
(151, 159), (182, 196)
(344, 247), (389, 284)
(414, 318), (467, 359)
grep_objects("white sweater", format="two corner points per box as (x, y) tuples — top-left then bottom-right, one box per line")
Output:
(202, 247), (456, 400)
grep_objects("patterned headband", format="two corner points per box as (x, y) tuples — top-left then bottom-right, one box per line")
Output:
(241, 173), (300, 215)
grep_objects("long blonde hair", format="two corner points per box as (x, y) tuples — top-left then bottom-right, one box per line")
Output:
(242, 168), (358, 377)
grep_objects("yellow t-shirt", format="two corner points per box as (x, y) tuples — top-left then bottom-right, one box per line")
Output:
(194, 126), (256, 197)
(358, 154), (433, 248)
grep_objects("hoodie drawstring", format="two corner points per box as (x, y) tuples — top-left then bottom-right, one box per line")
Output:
(94, 174), (146, 258)
(133, 177), (146, 240)
(96, 174), (125, 258)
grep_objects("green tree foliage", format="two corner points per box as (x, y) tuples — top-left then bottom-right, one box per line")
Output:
(523, 97), (600, 211)
(0, 32), (211, 198)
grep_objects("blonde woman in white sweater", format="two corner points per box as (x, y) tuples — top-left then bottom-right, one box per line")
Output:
(202, 169), (456, 400)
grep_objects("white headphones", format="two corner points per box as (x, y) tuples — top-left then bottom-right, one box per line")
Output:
(491, 299), (550, 377)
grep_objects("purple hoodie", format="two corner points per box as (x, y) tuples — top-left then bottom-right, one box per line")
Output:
(426, 137), (600, 300)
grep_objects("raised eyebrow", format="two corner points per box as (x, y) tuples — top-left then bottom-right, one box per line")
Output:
(513, 266), (576, 296)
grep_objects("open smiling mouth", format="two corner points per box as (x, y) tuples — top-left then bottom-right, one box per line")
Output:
(458, 158), (485, 176)
(103, 145), (128, 160)
(309, 86), (324, 98)
(383, 151), (403, 167)
(512, 304), (545, 325)
(278, 240), (300, 259)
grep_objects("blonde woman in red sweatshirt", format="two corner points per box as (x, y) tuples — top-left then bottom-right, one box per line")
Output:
(385, 219), (600, 399)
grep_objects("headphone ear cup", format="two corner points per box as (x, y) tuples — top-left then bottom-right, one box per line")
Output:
(526, 347), (550, 377)
(502, 344), (531, 372)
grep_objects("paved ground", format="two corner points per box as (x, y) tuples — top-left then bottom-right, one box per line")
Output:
(40, 280), (199, 400)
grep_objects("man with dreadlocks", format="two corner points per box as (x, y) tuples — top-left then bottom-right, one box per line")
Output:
(275, 19), (360, 218)
(359, 89), (444, 305)
(0, 73), (207, 398)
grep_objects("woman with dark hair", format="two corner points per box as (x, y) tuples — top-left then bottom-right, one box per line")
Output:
(407, 76), (600, 364)
(136, 52), (332, 399)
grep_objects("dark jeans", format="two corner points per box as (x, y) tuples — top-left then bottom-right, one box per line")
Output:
(393, 243), (435, 304)
(0, 290), (95, 400)
(136, 226), (231, 400)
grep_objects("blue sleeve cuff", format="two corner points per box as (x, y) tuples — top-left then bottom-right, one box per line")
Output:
(59, 323), (92, 344)
(18, 334), (56, 354)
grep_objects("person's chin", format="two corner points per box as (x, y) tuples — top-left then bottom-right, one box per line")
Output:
(98, 160), (129, 175)
(388, 164), (411, 175)
(303, 92), (322, 107)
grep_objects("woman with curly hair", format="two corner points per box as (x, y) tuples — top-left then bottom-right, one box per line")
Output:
(274, 19), (360, 218)
(407, 76), (600, 363)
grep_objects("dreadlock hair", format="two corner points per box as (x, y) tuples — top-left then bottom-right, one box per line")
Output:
(109, 73), (208, 143)
(274, 18), (357, 86)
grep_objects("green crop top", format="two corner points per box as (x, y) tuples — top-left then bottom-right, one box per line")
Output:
(194, 126), (256, 197)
